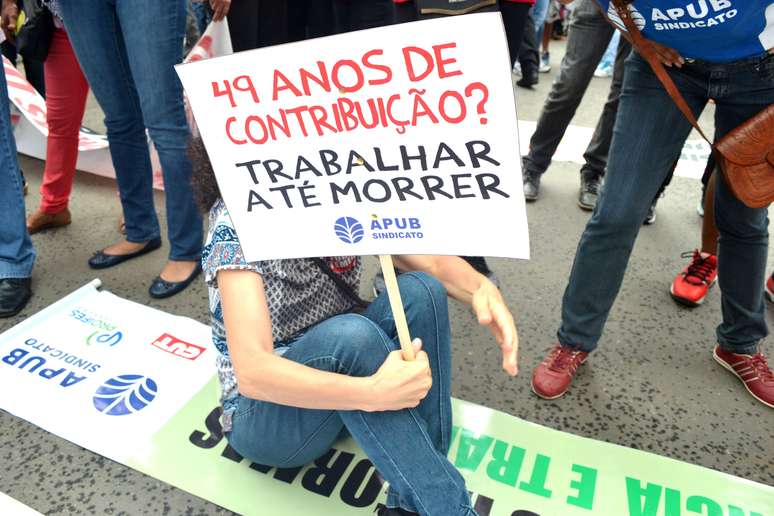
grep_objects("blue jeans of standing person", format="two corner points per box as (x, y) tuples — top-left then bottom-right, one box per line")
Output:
(57, 0), (202, 261)
(0, 65), (35, 279)
(228, 272), (476, 516)
(558, 51), (774, 355)
(532, 0), (550, 41)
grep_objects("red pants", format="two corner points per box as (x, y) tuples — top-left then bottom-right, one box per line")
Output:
(39, 28), (89, 214)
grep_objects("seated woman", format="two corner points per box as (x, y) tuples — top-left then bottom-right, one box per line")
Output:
(191, 138), (520, 516)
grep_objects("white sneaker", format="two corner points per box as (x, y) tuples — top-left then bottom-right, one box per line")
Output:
(594, 64), (613, 78)
(512, 61), (522, 77)
(539, 52), (551, 73)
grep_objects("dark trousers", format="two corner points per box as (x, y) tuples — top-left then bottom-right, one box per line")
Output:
(522, 0), (631, 180)
(227, 0), (337, 52)
(499, 0), (532, 67)
(1, 42), (45, 97)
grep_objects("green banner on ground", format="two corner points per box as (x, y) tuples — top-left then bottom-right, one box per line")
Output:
(129, 377), (773, 516)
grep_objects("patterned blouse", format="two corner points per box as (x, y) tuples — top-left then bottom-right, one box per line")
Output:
(201, 200), (362, 431)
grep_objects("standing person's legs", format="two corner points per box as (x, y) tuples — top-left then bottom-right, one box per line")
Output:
(515, 10), (539, 88)
(499, 0), (531, 67)
(521, 0), (614, 199)
(228, 273), (475, 515)
(58, 0), (162, 249)
(115, 0), (203, 267)
(712, 83), (774, 354)
(332, 0), (393, 32)
(225, 0), (260, 51)
(710, 59), (774, 405)
(580, 36), (631, 182)
(0, 64), (34, 316)
(531, 53), (708, 399)
(29, 28), (89, 233)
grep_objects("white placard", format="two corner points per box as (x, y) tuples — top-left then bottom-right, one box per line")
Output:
(177, 13), (530, 261)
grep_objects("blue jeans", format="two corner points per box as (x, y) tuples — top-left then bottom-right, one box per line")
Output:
(58, 0), (202, 261)
(228, 272), (476, 516)
(559, 51), (774, 355)
(0, 64), (35, 279)
(532, 0), (550, 41)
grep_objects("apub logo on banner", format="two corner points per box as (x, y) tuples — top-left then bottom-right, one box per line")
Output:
(176, 13), (529, 261)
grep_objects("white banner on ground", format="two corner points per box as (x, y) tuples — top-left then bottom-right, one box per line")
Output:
(5, 20), (233, 189)
(0, 281), (214, 464)
(177, 13), (530, 261)
(0, 492), (42, 516)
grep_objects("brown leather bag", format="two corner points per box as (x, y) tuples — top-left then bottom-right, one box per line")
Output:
(610, 0), (774, 209)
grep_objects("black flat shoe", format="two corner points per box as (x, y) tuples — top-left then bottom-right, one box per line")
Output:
(149, 263), (202, 299)
(88, 237), (162, 270)
(0, 277), (32, 318)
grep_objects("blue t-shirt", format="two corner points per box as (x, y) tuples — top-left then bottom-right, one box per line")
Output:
(597, 1), (774, 62)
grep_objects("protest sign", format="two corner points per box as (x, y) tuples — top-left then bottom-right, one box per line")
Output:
(1, 285), (772, 515)
(176, 13), (529, 262)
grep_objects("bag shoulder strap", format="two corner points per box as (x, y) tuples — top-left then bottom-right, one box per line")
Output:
(311, 258), (369, 309)
(610, 0), (713, 147)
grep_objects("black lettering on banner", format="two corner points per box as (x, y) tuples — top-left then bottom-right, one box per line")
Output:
(511, 511), (540, 516)
(473, 493), (494, 516)
(274, 466), (304, 484)
(339, 459), (384, 508)
(189, 407), (224, 449)
(301, 449), (355, 497)
(221, 444), (244, 463)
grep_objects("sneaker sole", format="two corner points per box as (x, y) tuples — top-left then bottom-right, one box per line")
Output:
(577, 199), (594, 211)
(712, 349), (774, 409)
(669, 278), (716, 308)
(530, 383), (568, 400)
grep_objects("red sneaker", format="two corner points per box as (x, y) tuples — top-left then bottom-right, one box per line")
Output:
(713, 346), (774, 408)
(765, 273), (774, 303)
(531, 344), (588, 400)
(670, 250), (718, 307)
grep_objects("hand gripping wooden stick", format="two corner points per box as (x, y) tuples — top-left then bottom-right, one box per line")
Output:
(378, 255), (415, 361)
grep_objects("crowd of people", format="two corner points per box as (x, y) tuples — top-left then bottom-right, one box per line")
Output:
(0, 1), (772, 515)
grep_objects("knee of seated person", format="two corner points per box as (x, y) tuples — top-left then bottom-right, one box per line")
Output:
(332, 314), (394, 372)
(398, 271), (447, 307)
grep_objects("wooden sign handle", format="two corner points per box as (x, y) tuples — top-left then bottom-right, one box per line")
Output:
(378, 255), (415, 361)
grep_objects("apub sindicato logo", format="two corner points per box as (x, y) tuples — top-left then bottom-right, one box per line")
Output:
(334, 217), (364, 244)
(334, 215), (424, 243)
(93, 374), (158, 416)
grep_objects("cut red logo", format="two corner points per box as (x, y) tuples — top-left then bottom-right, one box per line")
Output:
(151, 334), (206, 361)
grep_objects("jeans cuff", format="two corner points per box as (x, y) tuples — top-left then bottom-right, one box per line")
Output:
(557, 331), (596, 353)
(386, 490), (417, 514)
(0, 260), (34, 279)
(718, 340), (759, 356)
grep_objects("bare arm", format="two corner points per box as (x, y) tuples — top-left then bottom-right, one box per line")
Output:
(392, 255), (519, 376)
(218, 269), (431, 411)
